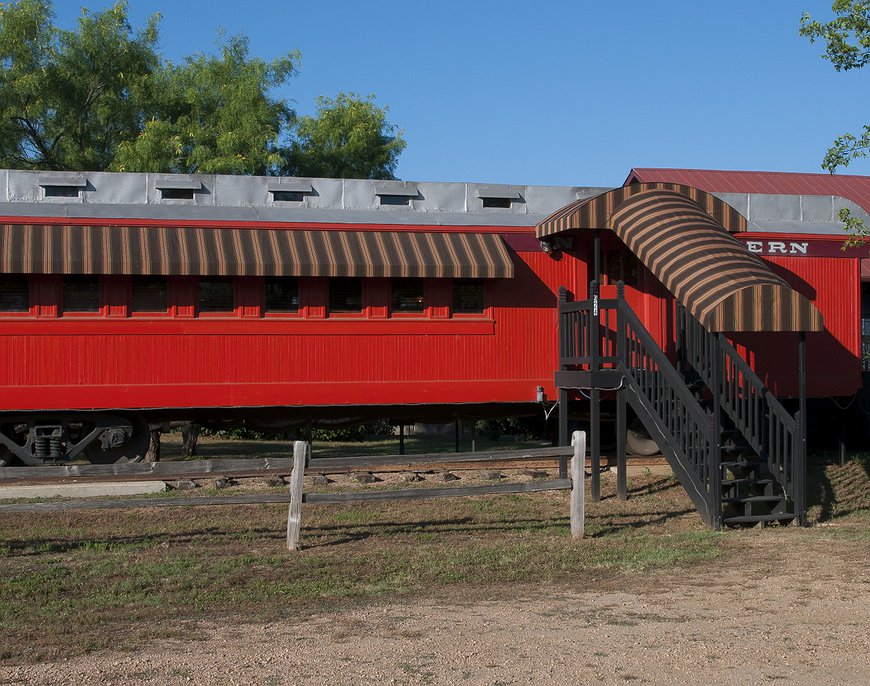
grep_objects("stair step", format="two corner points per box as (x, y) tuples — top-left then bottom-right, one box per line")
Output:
(721, 477), (773, 487)
(722, 495), (786, 504)
(721, 442), (755, 453)
(721, 460), (762, 470)
(723, 513), (796, 525)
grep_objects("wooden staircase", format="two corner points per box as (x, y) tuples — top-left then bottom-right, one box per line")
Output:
(556, 281), (807, 530)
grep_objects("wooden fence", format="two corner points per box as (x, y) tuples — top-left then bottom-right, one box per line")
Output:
(0, 433), (589, 550)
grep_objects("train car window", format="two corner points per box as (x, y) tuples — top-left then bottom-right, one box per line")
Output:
(264, 277), (299, 313)
(198, 277), (235, 313)
(329, 277), (363, 313)
(391, 278), (424, 313)
(0, 275), (29, 312)
(452, 279), (485, 314)
(62, 275), (100, 313)
(132, 276), (168, 312)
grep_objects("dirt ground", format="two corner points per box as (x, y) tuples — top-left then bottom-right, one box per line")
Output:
(2, 530), (867, 686)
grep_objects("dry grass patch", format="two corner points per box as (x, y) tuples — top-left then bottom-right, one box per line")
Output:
(1, 455), (867, 666)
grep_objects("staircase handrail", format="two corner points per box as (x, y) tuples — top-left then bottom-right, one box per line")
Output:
(679, 308), (801, 506)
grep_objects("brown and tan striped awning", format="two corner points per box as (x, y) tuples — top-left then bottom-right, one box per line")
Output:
(537, 182), (747, 237)
(536, 185), (822, 333)
(0, 225), (514, 279)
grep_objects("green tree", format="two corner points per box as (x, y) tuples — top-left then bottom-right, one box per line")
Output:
(0, 0), (406, 178)
(801, 1), (870, 240)
(114, 33), (298, 175)
(286, 92), (406, 179)
(0, 0), (159, 170)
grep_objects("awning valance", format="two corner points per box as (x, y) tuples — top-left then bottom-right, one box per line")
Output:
(0, 225), (515, 279)
(536, 185), (822, 333)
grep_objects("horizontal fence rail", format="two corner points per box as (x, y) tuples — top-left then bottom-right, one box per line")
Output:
(0, 446), (575, 482)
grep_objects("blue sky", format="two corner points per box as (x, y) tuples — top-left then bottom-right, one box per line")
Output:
(53, 1), (870, 187)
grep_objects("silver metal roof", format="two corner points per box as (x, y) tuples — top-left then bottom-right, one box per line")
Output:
(0, 169), (861, 235)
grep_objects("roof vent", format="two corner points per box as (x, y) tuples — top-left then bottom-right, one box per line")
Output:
(155, 178), (205, 201)
(267, 181), (314, 203)
(39, 175), (88, 198)
(477, 186), (522, 209)
(375, 183), (419, 206)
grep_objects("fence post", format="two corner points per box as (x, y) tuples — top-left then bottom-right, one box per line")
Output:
(286, 440), (308, 551)
(570, 430), (586, 539)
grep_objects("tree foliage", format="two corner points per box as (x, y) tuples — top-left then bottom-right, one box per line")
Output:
(801, 1), (870, 241)
(0, 0), (158, 170)
(114, 34), (298, 175)
(0, 0), (406, 178)
(286, 93), (406, 180)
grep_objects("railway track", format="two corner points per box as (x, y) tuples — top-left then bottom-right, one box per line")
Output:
(0, 446), (664, 487)
(0, 446), (574, 485)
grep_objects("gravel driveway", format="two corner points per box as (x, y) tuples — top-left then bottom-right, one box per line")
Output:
(2, 530), (867, 686)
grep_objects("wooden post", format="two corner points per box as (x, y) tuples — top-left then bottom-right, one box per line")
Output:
(797, 332), (807, 527)
(570, 430), (586, 539)
(558, 389), (569, 478)
(615, 281), (627, 501)
(454, 419), (460, 453)
(398, 423), (405, 455)
(558, 285), (569, 479)
(616, 387), (627, 501)
(709, 335), (722, 530)
(589, 279), (601, 501)
(286, 440), (307, 551)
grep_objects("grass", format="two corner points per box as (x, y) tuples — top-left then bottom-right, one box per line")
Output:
(0, 449), (867, 666)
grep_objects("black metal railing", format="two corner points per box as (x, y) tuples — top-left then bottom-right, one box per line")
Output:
(559, 283), (718, 527)
(677, 307), (805, 519)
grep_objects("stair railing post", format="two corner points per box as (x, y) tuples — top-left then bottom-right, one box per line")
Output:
(797, 331), (807, 526)
(558, 286), (569, 478)
(616, 281), (627, 501)
(708, 334), (723, 530)
(589, 280), (601, 502)
(675, 304), (685, 373)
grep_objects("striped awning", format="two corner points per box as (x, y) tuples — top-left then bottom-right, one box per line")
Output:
(0, 225), (514, 279)
(536, 185), (822, 333)
(537, 182), (747, 237)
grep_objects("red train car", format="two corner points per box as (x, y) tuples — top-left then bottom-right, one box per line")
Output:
(0, 168), (865, 466)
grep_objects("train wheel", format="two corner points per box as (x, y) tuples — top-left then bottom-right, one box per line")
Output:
(84, 415), (150, 464)
(626, 421), (661, 457)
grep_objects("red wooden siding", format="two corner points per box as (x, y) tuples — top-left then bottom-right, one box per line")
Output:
(0, 245), (581, 412)
(730, 255), (861, 397)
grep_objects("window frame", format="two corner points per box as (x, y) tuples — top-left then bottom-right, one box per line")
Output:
(389, 277), (427, 318)
(450, 278), (488, 318)
(196, 276), (239, 318)
(0, 274), (34, 318)
(262, 275), (303, 319)
(129, 275), (172, 318)
(60, 274), (103, 317)
(327, 277), (367, 318)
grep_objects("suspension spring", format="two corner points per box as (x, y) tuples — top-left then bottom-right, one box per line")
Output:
(49, 436), (63, 458)
(33, 436), (49, 458)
